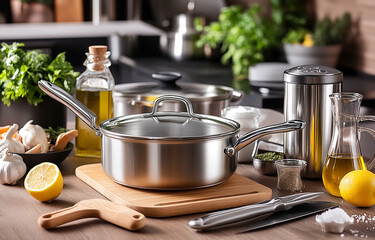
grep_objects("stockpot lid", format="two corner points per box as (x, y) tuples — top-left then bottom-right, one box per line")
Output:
(114, 72), (235, 101)
(100, 95), (240, 140)
(284, 65), (343, 85)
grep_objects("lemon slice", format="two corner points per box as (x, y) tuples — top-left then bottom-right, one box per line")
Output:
(24, 162), (63, 202)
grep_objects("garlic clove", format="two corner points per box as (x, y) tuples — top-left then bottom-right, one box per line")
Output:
(19, 120), (49, 153)
(0, 124), (25, 153)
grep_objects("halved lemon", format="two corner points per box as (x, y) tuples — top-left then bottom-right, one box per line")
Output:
(24, 162), (63, 202)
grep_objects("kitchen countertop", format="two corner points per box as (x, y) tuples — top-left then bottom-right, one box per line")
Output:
(1, 151), (374, 239)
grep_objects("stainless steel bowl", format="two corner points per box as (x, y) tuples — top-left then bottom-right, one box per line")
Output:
(251, 140), (284, 176)
(252, 158), (277, 176)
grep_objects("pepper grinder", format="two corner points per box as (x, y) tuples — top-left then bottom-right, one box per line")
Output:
(283, 65), (343, 178)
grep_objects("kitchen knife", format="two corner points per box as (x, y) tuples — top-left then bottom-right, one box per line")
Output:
(189, 192), (323, 230)
(237, 201), (339, 233)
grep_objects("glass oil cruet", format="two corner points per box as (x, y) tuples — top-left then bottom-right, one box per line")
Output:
(75, 45), (115, 158)
(322, 92), (375, 197)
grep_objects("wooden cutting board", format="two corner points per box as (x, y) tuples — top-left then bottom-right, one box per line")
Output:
(75, 164), (272, 217)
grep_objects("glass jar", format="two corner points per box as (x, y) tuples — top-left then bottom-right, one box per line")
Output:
(275, 159), (307, 192)
(222, 106), (260, 162)
(75, 45), (115, 158)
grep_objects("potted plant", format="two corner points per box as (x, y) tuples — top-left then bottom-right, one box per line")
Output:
(194, 0), (307, 91)
(10, 0), (53, 23)
(282, 13), (352, 67)
(0, 42), (79, 128)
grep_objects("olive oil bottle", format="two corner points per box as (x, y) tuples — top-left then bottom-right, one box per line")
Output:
(322, 154), (366, 197)
(75, 45), (114, 158)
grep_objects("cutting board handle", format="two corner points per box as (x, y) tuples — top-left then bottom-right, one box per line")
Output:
(38, 198), (146, 230)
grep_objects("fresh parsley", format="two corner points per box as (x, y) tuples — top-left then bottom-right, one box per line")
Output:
(0, 42), (79, 106)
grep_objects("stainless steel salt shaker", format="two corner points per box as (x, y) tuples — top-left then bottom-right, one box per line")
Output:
(283, 65), (343, 178)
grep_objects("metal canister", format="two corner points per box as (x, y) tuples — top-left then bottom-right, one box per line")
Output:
(283, 65), (343, 178)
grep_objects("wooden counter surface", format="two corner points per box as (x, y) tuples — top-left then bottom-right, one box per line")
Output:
(1, 152), (374, 240)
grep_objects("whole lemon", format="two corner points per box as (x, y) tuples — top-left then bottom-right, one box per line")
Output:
(339, 170), (375, 207)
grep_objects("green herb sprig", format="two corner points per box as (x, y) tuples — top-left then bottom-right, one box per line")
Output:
(313, 13), (351, 46)
(0, 42), (79, 106)
(44, 126), (68, 145)
(196, 5), (277, 81)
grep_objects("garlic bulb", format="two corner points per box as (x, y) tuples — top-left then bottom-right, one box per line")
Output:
(0, 149), (26, 185)
(0, 124), (25, 153)
(19, 120), (49, 153)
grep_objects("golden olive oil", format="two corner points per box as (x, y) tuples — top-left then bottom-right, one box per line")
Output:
(75, 89), (113, 158)
(322, 154), (366, 197)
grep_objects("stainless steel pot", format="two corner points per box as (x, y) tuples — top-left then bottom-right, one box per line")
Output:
(39, 80), (305, 190)
(160, 13), (204, 61)
(159, 0), (208, 61)
(114, 72), (244, 117)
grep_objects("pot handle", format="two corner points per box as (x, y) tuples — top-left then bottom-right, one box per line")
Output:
(230, 90), (244, 104)
(224, 120), (305, 157)
(38, 80), (100, 134)
(150, 95), (199, 118)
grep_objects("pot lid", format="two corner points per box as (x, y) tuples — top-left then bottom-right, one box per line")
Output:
(114, 72), (234, 101)
(100, 95), (239, 140)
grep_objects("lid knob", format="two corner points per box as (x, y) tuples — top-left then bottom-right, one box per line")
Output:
(152, 72), (182, 91)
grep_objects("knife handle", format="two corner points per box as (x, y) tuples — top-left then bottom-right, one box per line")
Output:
(189, 201), (279, 230)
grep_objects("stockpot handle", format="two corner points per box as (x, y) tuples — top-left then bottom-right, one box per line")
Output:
(150, 95), (199, 118)
(230, 89), (244, 104)
(38, 80), (100, 134)
(224, 120), (305, 157)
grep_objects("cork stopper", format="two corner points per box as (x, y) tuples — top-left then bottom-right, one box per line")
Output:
(89, 45), (107, 55)
(88, 45), (107, 71)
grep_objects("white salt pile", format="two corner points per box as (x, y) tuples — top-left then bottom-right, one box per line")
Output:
(315, 208), (354, 233)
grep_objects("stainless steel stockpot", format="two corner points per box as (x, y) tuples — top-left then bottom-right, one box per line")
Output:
(39, 80), (305, 190)
(114, 72), (244, 117)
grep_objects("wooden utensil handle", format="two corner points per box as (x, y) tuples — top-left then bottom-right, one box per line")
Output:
(38, 199), (146, 231)
(38, 205), (96, 229)
(96, 200), (146, 231)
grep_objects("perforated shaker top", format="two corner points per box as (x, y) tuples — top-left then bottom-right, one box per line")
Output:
(284, 65), (343, 85)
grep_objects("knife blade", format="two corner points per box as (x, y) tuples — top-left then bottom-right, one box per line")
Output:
(237, 201), (339, 233)
(189, 192), (323, 230)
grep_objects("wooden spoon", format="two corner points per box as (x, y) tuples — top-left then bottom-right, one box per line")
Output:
(38, 198), (146, 230)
